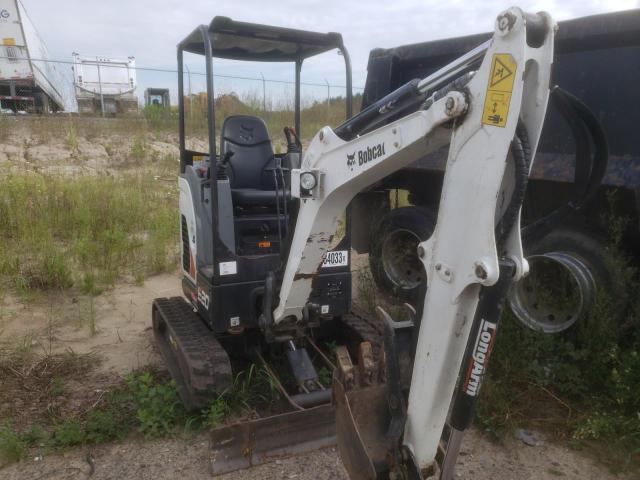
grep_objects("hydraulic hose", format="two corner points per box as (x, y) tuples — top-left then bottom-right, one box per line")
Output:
(521, 86), (609, 244)
(496, 123), (531, 248)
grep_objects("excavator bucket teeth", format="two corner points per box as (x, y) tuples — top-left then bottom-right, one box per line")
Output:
(209, 404), (336, 475)
(333, 343), (396, 480)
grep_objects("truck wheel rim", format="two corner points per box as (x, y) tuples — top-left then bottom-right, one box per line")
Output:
(509, 252), (596, 333)
(381, 228), (424, 290)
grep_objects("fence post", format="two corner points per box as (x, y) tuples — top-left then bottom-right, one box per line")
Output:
(261, 72), (266, 113)
(325, 78), (330, 122)
(185, 64), (193, 120)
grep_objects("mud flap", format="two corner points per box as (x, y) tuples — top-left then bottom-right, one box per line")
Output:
(209, 404), (336, 475)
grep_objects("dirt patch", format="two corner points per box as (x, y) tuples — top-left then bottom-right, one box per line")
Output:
(0, 274), (181, 376)
(0, 351), (112, 431)
(0, 118), (181, 176)
(0, 274), (181, 433)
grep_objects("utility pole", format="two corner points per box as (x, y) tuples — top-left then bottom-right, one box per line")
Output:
(96, 56), (105, 117)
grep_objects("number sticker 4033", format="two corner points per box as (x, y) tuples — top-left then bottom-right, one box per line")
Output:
(322, 250), (348, 268)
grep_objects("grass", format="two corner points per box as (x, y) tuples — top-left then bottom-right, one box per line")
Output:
(477, 241), (640, 472)
(0, 171), (178, 295)
(0, 91), (357, 297)
(0, 115), (10, 143)
(130, 134), (147, 160)
(0, 346), (281, 466)
(352, 201), (640, 472)
(355, 266), (379, 313)
(6, 92), (360, 157)
(0, 427), (26, 464)
(65, 124), (79, 153)
(177, 91), (362, 146)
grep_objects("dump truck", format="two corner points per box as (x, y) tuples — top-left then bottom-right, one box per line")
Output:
(72, 53), (138, 115)
(0, 0), (74, 112)
(353, 9), (640, 333)
(144, 87), (170, 108)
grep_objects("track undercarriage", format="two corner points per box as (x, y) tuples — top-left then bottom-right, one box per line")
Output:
(152, 296), (388, 475)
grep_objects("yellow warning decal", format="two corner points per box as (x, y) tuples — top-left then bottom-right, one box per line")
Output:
(482, 54), (517, 128)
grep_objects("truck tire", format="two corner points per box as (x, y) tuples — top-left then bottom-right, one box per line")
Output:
(369, 206), (436, 301)
(509, 226), (621, 333)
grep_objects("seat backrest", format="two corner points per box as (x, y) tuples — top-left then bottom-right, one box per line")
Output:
(220, 115), (274, 190)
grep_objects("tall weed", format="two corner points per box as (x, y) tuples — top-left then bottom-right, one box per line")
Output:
(0, 172), (178, 293)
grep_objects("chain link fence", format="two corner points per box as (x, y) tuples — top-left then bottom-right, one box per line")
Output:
(0, 54), (362, 118)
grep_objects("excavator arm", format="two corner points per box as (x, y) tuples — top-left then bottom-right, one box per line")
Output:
(269, 7), (555, 479)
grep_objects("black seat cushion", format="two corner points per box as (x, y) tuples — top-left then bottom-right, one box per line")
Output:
(220, 115), (276, 191)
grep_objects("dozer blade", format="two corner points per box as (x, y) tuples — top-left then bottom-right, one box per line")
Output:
(209, 404), (336, 475)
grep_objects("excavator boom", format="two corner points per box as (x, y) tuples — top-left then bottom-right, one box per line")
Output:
(270, 6), (555, 478)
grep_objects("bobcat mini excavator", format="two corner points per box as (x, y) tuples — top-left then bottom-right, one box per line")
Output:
(152, 7), (558, 479)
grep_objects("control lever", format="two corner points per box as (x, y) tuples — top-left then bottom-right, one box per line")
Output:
(284, 126), (301, 153)
(217, 150), (234, 179)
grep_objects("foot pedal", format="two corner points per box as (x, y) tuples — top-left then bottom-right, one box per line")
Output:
(286, 345), (319, 391)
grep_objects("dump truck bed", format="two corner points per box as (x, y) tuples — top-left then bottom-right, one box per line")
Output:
(362, 9), (640, 189)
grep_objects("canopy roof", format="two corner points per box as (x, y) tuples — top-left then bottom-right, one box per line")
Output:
(180, 16), (345, 61)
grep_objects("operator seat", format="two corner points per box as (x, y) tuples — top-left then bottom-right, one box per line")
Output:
(220, 115), (285, 206)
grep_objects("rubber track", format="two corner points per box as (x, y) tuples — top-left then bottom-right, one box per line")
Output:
(153, 297), (232, 410)
(340, 308), (385, 358)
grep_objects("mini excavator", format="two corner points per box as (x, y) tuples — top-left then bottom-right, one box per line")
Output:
(153, 7), (559, 479)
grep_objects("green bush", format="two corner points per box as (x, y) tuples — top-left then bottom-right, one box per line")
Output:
(130, 135), (147, 159)
(85, 409), (127, 443)
(126, 372), (184, 437)
(202, 397), (229, 428)
(20, 425), (46, 446)
(0, 427), (26, 464)
(52, 420), (84, 447)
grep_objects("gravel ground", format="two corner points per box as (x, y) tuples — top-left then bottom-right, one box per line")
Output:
(1, 427), (634, 480)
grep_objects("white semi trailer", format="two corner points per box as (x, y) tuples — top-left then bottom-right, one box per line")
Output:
(72, 53), (138, 115)
(0, 0), (75, 112)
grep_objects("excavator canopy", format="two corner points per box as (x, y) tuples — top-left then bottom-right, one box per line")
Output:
(179, 16), (347, 61)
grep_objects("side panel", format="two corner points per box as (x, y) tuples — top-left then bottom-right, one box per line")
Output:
(16, 0), (74, 110)
(179, 176), (198, 285)
(0, 0), (75, 111)
(0, 0), (31, 80)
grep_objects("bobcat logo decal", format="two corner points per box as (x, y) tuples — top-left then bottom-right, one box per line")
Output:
(346, 143), (386, 171)
(346, 152), (356, 170)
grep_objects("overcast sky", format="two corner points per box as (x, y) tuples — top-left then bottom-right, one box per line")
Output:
(18, 0), (640, 102)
